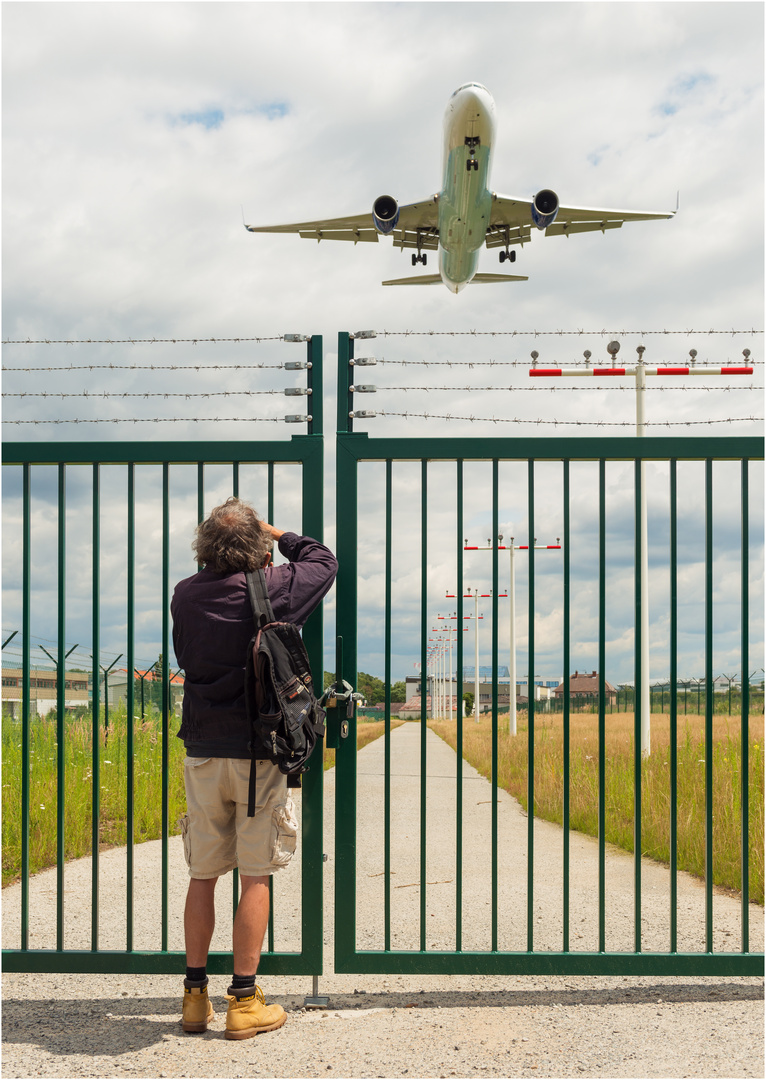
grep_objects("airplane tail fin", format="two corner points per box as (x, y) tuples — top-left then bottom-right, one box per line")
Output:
(470, 273), (529, 283)
(382, 274), (443, 286)
(382, 273), (529, 286)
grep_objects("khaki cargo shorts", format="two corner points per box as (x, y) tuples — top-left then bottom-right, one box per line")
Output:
(179, 756), (298, 879)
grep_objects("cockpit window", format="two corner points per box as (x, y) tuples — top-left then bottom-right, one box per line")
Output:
(453, 82), (488, 95)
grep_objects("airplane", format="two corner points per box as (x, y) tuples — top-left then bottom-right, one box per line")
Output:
(245, 82), (675, 295)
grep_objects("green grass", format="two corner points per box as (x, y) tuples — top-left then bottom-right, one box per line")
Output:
(429, 711), (764, 904)
(2, 707), (188, 886)
(2, 708), (404, 886)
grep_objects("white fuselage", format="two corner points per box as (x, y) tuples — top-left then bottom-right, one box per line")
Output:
(438, 83), (496, 293)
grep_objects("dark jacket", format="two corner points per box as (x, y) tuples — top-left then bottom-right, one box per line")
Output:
(172, 532), (337, 758)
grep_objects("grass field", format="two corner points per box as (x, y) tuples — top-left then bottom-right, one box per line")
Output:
(429, 711), (764, 904)
(2, 709), (403, 887)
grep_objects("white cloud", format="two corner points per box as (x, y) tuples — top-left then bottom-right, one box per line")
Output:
(2, 1), (762, 685)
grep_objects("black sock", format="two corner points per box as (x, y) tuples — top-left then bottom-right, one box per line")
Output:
(231, 973), (256, 990)
(186, 966), (207, 983)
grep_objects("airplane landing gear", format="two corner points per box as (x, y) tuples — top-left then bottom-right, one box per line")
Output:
(499, 249), (517, 264)
(466, 158), (479, 172)
(412, 252), (427, 266)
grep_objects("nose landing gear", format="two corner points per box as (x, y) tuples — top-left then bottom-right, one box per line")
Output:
(465, 135), (480, 171)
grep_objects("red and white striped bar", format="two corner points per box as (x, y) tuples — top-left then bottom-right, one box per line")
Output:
(529, 366), (754, 377)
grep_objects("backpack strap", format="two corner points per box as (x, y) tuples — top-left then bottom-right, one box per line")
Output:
(245, 567), (275, 628)
(245, 566), (276, 818)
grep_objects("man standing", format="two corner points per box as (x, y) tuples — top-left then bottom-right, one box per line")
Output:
(171, 497), (337, 1039)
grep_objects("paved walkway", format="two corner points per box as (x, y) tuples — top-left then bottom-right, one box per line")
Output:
(2, 723), (763, 1078)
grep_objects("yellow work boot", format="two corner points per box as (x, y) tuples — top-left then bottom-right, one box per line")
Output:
(182, 977), (215, 1033)
(224, 984), (286, 1039)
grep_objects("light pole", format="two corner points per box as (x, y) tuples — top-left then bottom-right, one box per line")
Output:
(435, 615), (470, 719)
(530, 343), (753, 757)
(465, 536), (561, 735)
(445, 589), (495, 721)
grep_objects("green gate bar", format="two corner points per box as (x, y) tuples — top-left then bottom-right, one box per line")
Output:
(634, 458), (643, 953)
(57, 462), (66, 951)
(333, 423), (763, 977)
(384, 459), (393, 953)
(705, 458), (714, 952)
(669, 460), (678, 954)
(526, 458), (535, 953)
(127, 462), (136, 952)
(741, 458), (750, 951)
(21, 464), (31, 951)
(598, 459), (606, 952)
(420, 459), (428, 952)
(91, 463), (100, 951)
(455, 459), (464, 952)
(562, 460), (571, 953)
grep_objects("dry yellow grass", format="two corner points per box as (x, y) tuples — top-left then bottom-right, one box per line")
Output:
(323, 717), (406, 771)
(430, 711), (764, 903)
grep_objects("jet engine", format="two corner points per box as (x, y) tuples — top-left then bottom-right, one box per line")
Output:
(531, 189), (559, 230)
(372, 195), (400, 235)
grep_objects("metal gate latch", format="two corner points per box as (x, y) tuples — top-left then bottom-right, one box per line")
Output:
(319, 680), (364, 719)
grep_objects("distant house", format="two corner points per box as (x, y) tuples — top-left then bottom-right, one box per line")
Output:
(2, 667), (89, 719)
(109, 668), (185, 715)
(554, 670), (617, 705)
(399, 694), (431, 719)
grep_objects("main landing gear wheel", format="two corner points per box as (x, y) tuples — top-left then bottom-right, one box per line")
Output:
(499, 250), (517, 264)
(412, 253), (427, 266)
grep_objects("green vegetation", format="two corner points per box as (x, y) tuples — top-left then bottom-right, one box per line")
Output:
(323, 671), (406, 705)
(2, 706), (403, 886)
(429, 711), (764, 904)
(2, 706), (187, 887)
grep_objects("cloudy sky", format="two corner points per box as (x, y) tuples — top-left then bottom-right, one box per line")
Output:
(2, 2), (763, 689)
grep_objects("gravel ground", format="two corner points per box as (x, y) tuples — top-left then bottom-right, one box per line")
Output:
(3, 723), (763, 1079)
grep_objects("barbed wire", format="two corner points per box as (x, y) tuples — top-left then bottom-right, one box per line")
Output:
(1, 363), (287, 372)
(2, 416), (297, 425)
(375, 412), (762, 427)
(2, 390), (289, 399)
(376, 329), (764, 337)
(377, 358), (765, 367)
(4, 386), (761, 400)
(4, 330), (762, 346)
(1, 335), (286, 345)
(4, 359), (762, 372)
(377, 385), (762, 393)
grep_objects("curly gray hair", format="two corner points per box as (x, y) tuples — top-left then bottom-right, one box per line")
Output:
(192, 497), (272, 573)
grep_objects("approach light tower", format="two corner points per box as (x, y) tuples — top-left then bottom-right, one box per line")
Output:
(446, 587), (505, 722)
(465, 536), (561, 735)
(529, 342), (754, 756)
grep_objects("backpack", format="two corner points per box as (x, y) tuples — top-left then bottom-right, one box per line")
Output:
(243, 567), (325, 817)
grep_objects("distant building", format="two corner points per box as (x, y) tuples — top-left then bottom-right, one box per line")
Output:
(109, 668), (185, 715)
(553, 670), (617, 704)
(2, 667), (89, 719)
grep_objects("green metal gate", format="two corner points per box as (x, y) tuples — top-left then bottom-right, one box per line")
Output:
(3, 329), (764, 980)
(331, 331), (764, 977)
(2, 339), (326, 975)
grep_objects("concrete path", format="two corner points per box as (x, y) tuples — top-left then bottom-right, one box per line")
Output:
(2, 723), (763, 1078)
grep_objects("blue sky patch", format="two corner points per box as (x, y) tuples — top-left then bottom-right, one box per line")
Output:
(171, 102), (289, 129)
(177, 108), (225, 129)
(656, 71), (715, 116)
(252, 102), (289, 120)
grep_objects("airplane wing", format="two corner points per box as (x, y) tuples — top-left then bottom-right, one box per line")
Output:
(485, 194), (675, 249)
(245, 198), (440, 249)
